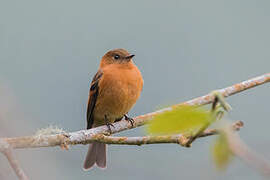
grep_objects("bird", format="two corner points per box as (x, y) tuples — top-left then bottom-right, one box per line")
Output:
(83, 48), (143, 170)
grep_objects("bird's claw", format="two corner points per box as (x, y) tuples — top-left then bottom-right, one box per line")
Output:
(124, 114), (135, 127)
(106, 122), (115, 134)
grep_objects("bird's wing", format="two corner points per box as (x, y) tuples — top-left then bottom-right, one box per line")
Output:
(87, 70), (103, 129)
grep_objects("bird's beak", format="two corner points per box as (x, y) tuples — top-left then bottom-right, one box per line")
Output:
(125, 54), (135, 60)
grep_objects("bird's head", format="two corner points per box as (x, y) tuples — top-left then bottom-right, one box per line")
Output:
(100, 49), (135, 66)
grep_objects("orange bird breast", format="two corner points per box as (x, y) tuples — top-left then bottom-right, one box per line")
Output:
(93, 63), (143, 126)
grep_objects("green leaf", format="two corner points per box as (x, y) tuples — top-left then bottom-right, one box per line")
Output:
(147, 106), (212, 135)
(212, 133), (233, 170)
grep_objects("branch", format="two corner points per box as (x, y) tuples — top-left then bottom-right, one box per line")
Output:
(1, 73), (268, 149)
(0, 139), (29, 180)
(86, 121), (243, 146)
(224, 124), (270, 177)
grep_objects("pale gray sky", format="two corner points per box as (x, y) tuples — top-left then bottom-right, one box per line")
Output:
(0, 0), (270, 179)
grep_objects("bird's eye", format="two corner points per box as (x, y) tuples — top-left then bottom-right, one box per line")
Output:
(114, 55), (120, 60)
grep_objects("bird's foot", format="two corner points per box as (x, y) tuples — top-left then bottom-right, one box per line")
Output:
(106, 122), (115, 134)
(104, 115), (115, 134)
(124, 114), (135, 127)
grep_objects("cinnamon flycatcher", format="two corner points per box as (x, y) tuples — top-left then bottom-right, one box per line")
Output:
(83, 49), (143, 170)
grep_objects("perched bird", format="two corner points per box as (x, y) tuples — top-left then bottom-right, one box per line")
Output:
(83, 48), (143, 170)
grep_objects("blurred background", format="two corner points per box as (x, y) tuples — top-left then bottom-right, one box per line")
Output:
(0, 0), (269, 179)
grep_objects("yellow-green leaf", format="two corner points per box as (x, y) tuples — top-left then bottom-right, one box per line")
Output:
(212, 133), (233, 170)
(147, 106), (212, 135)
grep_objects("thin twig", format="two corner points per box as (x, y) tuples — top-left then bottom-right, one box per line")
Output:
(199, 121), (243, 137)
(90, 121), (243, 146)
(224, 125), (270, 177)
(185, 91), (231, 147)
(0, 139), (29, 180)
(1, 73), (269, 149)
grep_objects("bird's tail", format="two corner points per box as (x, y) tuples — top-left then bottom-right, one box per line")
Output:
(83, 142), (106, 170)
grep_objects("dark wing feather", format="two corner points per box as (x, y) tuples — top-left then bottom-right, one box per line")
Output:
(87, 70), (103, 129)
